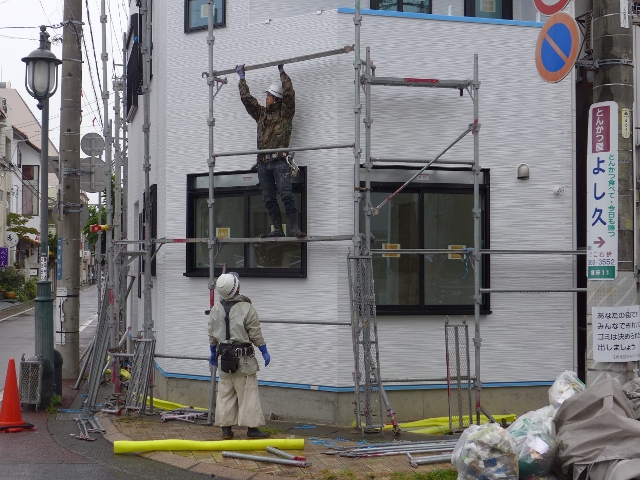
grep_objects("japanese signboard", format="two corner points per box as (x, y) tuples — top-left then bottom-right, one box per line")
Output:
(587, 101), (618, 280)
(0, 247), (8, 268)
(593, 305), (640, 362)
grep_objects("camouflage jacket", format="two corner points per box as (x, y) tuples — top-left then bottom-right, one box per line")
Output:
(239, 71), (295, 150)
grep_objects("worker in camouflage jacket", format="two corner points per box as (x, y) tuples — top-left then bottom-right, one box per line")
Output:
(236, 63), (306, 238)
(208, 272), (271, 440)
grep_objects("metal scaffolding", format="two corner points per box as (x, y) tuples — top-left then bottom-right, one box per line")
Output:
(103, 0), (588, 428)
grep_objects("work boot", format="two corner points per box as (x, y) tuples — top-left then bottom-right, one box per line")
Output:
(221, 426), (234, 440)
(260, 215), (285, 238)
(247, 427), (269, 439)
(286, 213), (306, 238)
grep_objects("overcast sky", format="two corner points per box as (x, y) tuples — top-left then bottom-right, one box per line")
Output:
(1, 0), (129, 203)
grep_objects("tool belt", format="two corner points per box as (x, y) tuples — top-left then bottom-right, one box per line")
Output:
(258, 152), (286, 163)
(218, 343), (255, 358)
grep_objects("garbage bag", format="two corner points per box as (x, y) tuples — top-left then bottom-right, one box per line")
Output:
(452, 423), (519, 480)
(507, 408), (557, 479)
(548, 371), (585, 408)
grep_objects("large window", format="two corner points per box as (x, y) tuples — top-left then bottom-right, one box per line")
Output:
(22, 165), (39, 216)
(465, 0), (512, 20)
(185, 0), (225, 32)
(361, 167), (490, 315)
(186, 168), (307, 277)
(370, 0), (431, 13)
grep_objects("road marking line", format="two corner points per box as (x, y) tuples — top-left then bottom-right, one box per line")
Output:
(0, 307), (35, 324)
(80, 314), (98, 332)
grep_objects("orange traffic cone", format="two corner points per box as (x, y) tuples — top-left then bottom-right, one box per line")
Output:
(0, 358), (34, 432)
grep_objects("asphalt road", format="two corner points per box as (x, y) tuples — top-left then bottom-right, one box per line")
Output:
(0, 286), (98, 395)
(0, 285), (219, 480)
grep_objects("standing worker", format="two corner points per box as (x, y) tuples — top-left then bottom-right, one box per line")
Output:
(208, 272), (271, 439)
(236, 63), (306, 238)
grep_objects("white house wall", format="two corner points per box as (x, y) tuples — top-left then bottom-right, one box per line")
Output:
(128, 4), (574, 391)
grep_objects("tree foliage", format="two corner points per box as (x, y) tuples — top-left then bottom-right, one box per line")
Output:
(7, 212), (39, 239)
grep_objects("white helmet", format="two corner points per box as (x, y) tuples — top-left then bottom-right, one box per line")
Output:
(216, 272), (240, 299)
(265, 81), (283, 99)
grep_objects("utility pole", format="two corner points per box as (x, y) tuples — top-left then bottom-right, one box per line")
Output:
(587, 1), (637, 385)
(57, 0), (83, 379)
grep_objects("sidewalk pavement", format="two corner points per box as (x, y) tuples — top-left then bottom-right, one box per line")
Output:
(87, 383), (458, 480)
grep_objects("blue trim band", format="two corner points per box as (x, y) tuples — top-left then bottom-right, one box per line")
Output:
(337, 7), (543, 28)
(154, 363), (553, 392)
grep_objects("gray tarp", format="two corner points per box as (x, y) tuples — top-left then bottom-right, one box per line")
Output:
(554, 374), (640, 480)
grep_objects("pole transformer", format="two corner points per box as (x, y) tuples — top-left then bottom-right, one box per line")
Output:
(587, 1), (637, 385)
(57, 0), (83, 378)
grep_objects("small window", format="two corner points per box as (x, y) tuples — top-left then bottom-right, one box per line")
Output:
(22, 165), (39, 216)
(185, 0), (226, 32)
(370, 0), (431, 13)
(186, 168), (307, 278)
(465, 0), (513, 20)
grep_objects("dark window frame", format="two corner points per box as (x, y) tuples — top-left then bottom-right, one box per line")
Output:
(365, 167), (491, 316)
(464, 0), (513, 20)
(184, 0), (226, 33)
(370, 0), (432, 13)
(185, 168), (307, 278)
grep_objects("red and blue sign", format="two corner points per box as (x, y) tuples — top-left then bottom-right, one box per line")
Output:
(534, 0), (570, 16)
(535, 12), (579, 83)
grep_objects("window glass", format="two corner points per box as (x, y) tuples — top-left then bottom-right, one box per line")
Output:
(474, 0), (503, 19)
(194, 196), (245, 269)
(424, 192), (478, 306)
(22, 165), (39, 216)
(187, 0), (225, 30)
(370, 0), (430, 13)
(187, 170), (306, 277)
(247, 193), (302, 269)
(368, 191), (420, 306)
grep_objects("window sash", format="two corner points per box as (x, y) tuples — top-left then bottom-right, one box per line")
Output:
(464, 0), (513, 19)
(185, 0), (225, 32)
(363, 182), (489, 315)
(370, 0), (432, 13)
(186, 170), (306, 277)
(22, 165), (39, 216)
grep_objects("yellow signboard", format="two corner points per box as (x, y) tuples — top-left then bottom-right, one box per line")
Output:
(382, 243), (400, 258)
(216, 228), (230, 239)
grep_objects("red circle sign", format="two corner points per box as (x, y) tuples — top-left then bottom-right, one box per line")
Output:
(534, 0), (571, 16)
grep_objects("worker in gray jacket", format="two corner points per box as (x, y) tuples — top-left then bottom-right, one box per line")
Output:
(208, 272), (271, 439)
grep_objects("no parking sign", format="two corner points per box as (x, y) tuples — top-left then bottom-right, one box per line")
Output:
(534, 0), (570, 16)
(535, 12), (579, 83)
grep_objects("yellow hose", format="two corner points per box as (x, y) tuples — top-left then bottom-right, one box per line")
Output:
(114, 438), (304, 454)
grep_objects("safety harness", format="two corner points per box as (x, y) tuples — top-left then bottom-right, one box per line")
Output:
(218, 300), (254, 373)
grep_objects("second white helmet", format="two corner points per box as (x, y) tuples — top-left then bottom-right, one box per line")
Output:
(216, 272), (240, 299)
(265, 81), (283, 99)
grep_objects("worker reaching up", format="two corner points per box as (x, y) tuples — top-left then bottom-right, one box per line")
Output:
(236, 63), (306, 238)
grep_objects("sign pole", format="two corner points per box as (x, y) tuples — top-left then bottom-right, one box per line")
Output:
(587, 0), (637, 386)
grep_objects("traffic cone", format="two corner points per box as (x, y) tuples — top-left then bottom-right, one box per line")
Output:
(0, 358), (34, 432)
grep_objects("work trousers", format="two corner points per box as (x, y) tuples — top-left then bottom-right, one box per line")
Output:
(214, 373), (266, 428)
(257, 158), (298, 221)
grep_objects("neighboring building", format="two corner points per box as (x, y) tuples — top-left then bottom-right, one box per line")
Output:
(0, 83), (59, 275)
(124, 1), (586, 424)
(0, 96), (12, 263)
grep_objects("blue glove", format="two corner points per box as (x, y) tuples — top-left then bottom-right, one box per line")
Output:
(277, 64), (284, 74)
(235, 64), (245, 79)
(209, 345), (217, 366)
(258, 344), (270, 367)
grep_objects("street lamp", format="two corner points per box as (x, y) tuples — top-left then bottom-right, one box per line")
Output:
(21, 26), (61, 402)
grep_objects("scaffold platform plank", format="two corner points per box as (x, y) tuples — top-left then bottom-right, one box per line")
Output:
(368, 76), (473, 89)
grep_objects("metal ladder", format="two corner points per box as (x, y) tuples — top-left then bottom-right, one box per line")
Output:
(84, 285), (112, 410)
(348, 253), (385, 434)
(125, 338), (156, 413)
(445, 317), (473, 432)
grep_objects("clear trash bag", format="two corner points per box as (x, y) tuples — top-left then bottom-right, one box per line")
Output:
(548, 371), (585, 408)
(452, 423), (519, 480)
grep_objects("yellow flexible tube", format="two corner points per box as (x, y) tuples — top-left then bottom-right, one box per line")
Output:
(114, 438), (304, 454)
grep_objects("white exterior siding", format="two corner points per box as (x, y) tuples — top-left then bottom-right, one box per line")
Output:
(127, 3), (574, 394)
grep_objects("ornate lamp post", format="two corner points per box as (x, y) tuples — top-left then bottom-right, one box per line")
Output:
(21, 26), (61, 379)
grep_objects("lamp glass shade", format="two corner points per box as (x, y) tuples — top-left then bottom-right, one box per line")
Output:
(31, 59), (53, 98)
